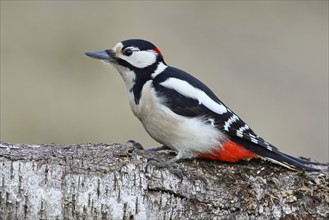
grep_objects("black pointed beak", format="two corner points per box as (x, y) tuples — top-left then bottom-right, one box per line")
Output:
(85, 49), (116, 61)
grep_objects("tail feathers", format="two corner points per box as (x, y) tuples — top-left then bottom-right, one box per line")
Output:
(281, 152), (326, 166)
(262, 152), (319, 171)
(230, 137), (321, 171)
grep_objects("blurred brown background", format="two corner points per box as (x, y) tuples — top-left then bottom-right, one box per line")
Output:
(1, 1), (328, 162)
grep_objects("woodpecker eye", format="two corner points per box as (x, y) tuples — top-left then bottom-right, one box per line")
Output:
(123, 48), (133, 56)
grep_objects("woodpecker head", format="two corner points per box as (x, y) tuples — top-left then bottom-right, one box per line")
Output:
(85, 39), (164, 73)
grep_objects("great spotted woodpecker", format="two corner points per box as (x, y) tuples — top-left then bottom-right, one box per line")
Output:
(86, 39), (321, 171)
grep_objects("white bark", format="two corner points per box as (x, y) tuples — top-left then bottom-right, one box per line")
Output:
(0, 142), (328, 220)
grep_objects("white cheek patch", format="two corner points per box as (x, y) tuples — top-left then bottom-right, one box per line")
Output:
(119, 50), (157, 69)
(160, 78), (227, 115)
(112, 42), (157, 69)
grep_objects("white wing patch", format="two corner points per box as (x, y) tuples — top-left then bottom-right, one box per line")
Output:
(160, 78), (227, 114)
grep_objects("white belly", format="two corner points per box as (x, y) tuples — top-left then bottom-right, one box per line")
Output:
(128, 81), (227, 153)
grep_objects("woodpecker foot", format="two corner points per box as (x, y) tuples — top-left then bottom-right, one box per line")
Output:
(125, 140), (144, 150)
(145, 158), (184, 179)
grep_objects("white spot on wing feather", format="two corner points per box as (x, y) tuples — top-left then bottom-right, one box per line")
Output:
(224, 114), (239, 131)
(250, 137), (259, 144)
(208, 118), (215, 127)
(236, 124), (249, 138)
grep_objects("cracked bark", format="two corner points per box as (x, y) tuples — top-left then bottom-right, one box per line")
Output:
(0, 142), (328, 220)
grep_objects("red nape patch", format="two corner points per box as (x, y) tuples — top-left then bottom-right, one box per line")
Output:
(154, 47), (162, 56)
(197, 140), (257, 162)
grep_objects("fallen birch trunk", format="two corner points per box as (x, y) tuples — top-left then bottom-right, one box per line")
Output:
(0, 142), (328, 219)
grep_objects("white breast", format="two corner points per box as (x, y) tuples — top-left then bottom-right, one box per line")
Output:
(128, 81), (227, 154)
